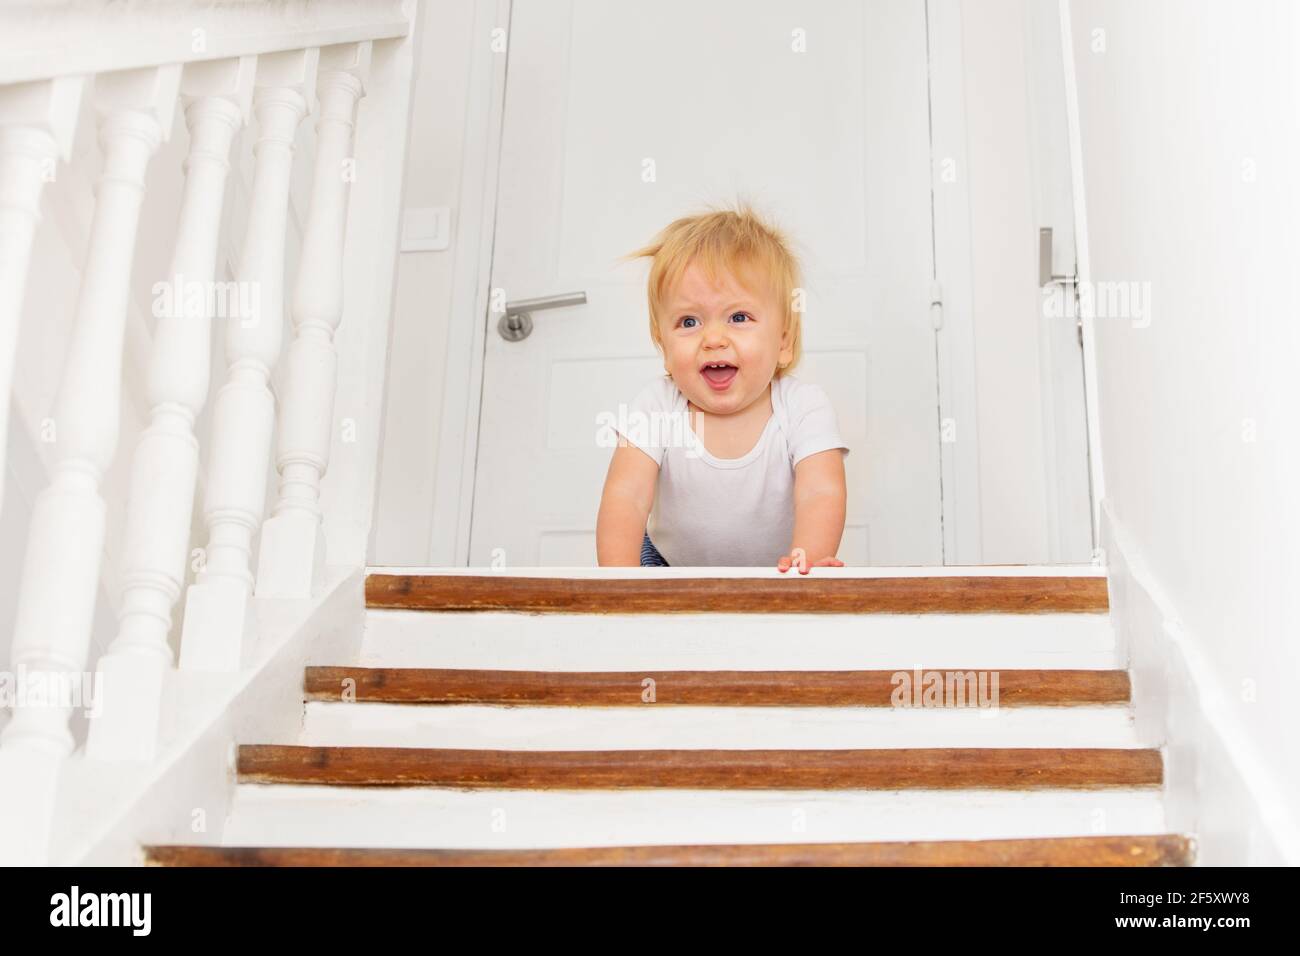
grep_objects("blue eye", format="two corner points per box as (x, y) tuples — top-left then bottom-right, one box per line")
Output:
(680, 316), (698, 328)
(730, 312), (751, 323)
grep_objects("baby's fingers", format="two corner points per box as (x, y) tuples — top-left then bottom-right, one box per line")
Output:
(776, 551), (847, 573)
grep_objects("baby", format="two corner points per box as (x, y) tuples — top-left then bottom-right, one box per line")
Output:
(596, 203), (849, 572)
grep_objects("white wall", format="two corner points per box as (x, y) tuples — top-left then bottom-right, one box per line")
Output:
(368, 0), (479, 566)
(1069, 0), (1300, 859)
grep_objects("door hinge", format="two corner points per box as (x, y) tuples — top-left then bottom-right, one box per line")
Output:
(929, 280), (943, 330)
(1074, 283), (1084, 348)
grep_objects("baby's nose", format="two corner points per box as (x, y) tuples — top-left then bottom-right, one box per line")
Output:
(702, 325), (730, 347)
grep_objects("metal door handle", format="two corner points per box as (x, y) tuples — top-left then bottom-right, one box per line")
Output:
(1038, 227), (1077, 288)
(498, 291), (588, 341)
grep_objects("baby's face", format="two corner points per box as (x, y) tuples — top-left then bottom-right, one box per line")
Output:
(659, 261), (793, 416)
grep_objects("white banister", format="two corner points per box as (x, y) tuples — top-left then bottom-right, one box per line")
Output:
(84, 59), (254, 762)
(0, 64), (179, 863)
(179, 49), (320, 672)
(256, 42), (370, 599)
(0, 1), (416, 866)
(0, 0), (410, 86)
(0, 77), (82, 519)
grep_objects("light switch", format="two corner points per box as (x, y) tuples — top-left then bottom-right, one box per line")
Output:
(401, 206), (451, 252)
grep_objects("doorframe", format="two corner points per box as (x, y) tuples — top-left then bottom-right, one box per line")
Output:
(925, 0), (1103, 566)
(427, 0), (511, 566)
(1057, 0), (1106, 558)
(925, 0), (984, 566)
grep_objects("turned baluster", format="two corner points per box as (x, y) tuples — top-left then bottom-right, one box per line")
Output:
(0, 77), (83, 514)
(85, 58), (253, 761)
(180, 49), (319, 671)
(255, 41), (370, 599)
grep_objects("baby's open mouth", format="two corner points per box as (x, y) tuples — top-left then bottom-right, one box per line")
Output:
(700, 361), (738, 390)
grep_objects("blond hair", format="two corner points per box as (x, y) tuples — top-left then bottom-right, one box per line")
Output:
(620, 199), (804, 379)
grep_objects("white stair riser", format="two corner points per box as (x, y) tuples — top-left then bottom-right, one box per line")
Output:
(367, 567), (1108, 578)
(298, 702), (1141, 750)
(222, 785), (1166, 849)
(361, 610), (1120, 670)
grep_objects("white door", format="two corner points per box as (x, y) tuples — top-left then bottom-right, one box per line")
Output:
(469, 0), (943, 567)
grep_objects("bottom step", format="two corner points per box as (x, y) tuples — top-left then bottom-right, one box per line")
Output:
(145, 835), (1193, 867)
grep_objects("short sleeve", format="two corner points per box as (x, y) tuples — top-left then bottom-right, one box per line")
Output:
(612, 376), (676, 466)
(786, 381), (850, 466)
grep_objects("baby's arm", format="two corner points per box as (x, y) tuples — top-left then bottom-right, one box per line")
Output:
(778, 448), (847, 573)
(596, 442), (660, 566)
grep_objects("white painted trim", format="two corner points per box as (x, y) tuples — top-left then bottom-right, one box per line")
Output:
(925, 0), (984, 566)
(427, 0), (511, 567)
(1102, 500), (1300, 865)
(1058, 0), (1105, 553)
(367, 563), (1105, 578)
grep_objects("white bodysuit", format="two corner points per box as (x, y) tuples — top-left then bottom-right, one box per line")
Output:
(615, 373), (849, 566)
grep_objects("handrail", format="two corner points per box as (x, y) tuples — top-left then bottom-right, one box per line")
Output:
(0, 0), (410, 85)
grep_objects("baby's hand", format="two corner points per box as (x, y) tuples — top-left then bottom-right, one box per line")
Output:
(777, 548), (846, 574)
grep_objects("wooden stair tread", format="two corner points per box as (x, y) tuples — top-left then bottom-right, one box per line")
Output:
(144, 834), (1192, 867)
(304, 666), (1130, 706)
(365, 574), (1108, 614)
(237, 745), (1161, 790)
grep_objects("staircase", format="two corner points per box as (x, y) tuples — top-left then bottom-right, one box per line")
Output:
(143, 571), (1195, 867)
(0, 5), (1208, 869)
